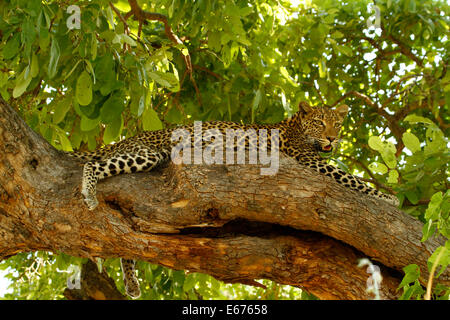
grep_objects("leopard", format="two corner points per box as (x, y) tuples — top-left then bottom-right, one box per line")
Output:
(66, 101), (399, 298)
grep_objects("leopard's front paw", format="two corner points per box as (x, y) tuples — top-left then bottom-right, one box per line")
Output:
(83, 196), (99, 211)
(81, 186), (98, 210)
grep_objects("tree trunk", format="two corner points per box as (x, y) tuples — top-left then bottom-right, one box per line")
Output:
(0, 98), (447, 300)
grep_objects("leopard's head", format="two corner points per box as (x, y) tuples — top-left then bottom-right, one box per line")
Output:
(297, 102), (349, 153)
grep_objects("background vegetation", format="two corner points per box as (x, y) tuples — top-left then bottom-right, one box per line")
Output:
(0, 0), (448, 299)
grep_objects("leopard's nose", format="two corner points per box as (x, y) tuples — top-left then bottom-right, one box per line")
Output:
(327, 136), (336, 142)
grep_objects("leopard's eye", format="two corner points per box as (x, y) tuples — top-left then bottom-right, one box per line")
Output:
(314, 119), (325, 126)
(334, 122), (341, 128)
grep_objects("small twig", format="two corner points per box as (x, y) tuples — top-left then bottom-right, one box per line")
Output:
(378, 21), (424, 67)
(137, 21), (143, 39)
(109, 2), (131, 52)
(126, 0), (201, 105)
(109, 2), (130, 34)
(127, 0), (193, 75)
(193, 65), (223, 80)
(332, 91), (407, 156)
(313, 81), (326, 105)
(381, 74), (421, 108)
(331, 90), (377, 108)
(386, 34), (423, 67)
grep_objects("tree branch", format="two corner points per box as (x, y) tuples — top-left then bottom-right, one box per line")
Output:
(385, 34), (423, 67)
(0, 98), (448, 300)
(332, 91), (406, 155)
(125, 0), (201, 104)
(127, 0), (193, 75)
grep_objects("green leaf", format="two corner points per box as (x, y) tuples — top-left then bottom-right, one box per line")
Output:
(80, 115), (100, 132)
(399, 264), (420, 288)
(208, 31), (221, 51)
(403, 114), (434, 125)
(318, 57), (327, 78)
(427, 245), (449, 277)
(421, 220), (437, 242)
(71, 130), (82, 149)
(405, 190), (420, 205)
(425, 192), (443, 220)
(331, 31), (344, 39)
(13, 66), (32, 98)
(183, 274), (196, 292)
(76, 71), (93, 106)
(368, 162), (388, 174)
(30, 53), (39, 78)
(402, 132), (421, 153)
(131, 94), (145, 117)
(3, 33), (20, 60)
(387, 169), (399, 184)
(337, 45), (352, 56)
(118, 34), (137, 47)
(279, 67), (298, 87)
(252, 89), (262, 111)
(408, 0), (416, 13)
(143, 108), (163, 131)
(381, 149), (397, 169)
(424, 126), (445, 156)
(149, 71), (180, 92)
(57, 132), (73, 151)
(85, 60), (96, 84)
(103, 115), (123, 145)
(91, 34), (98, 60)
(100, 95), (124, 124)
(21, 19), (36, 56)
(39, 26), (50, 52)
(168, 0), (175, 18)
(368, 136), (384, 151)
(48, 37), (60, 79)
(52, 96), (72, 124)
(400, 281), (424, 300)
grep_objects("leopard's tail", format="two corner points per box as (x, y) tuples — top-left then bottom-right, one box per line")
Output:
(63, 150), (105, 162)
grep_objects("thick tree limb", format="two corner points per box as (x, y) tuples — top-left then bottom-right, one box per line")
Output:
(0, 98), (447, 300)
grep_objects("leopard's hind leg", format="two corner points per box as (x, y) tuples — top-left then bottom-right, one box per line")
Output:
(81, 148), (170, 210)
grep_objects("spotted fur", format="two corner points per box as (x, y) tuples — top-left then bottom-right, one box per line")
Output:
(120, 258), (140, 299)
(66, 102), (398, 298)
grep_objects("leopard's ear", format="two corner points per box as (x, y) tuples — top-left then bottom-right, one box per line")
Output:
(335, 104), (349, 119)
(298, 101), (313, 115)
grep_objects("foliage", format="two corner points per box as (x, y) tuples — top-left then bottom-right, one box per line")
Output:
(0, 254), (303, 300)
(0, 0), (448, 299)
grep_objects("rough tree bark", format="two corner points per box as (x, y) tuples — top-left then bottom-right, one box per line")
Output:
(0, 98), (447, 300)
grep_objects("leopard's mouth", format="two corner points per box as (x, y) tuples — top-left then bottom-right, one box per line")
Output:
(321, 145), (333, 152)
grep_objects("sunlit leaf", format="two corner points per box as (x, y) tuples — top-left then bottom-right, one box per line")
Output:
(48, 37), (60, 79)
(76, 71), (93, 106)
